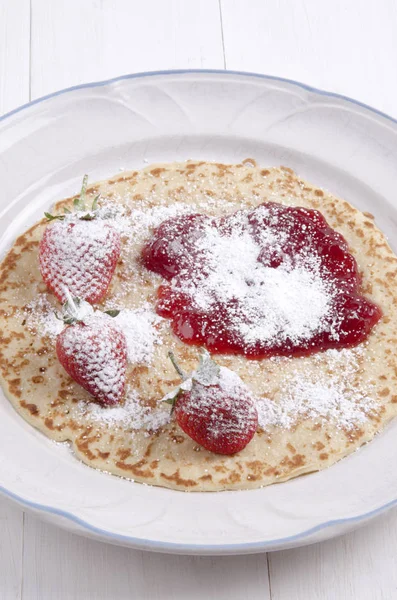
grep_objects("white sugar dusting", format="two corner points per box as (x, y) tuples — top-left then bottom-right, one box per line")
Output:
(99, 199), (194, 244)
(94, 204), (131, 235)
(128, 203), (193, 238)
(256, 348), (376, 430)
(112, 306), (163, 364)
(23, 294), (64, 338)
(170, 208), (338, 347)
(100, 201), (197, 306)
(78, 386), (171, 431)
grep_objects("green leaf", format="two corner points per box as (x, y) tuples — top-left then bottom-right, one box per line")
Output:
(92, 194), (100, 211)
(73, 196), (84, 211)
(162, 388), (182, 411)
(80, 174), (88, 203)
(44, 212), (65, 221)
(61, 296), (83, 324)
(193, 350), (220, 386)
(63, 317), (76, 325)
(79, 213), (95, 221)
(63, 207), (72, 214)
(163, 398), (175, 405)
(74, 174), (89, 212)
(104, 309), (120, 318)
(168, 351), (187, 380)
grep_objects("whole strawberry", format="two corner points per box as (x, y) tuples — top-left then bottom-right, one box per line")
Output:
(39, 175), (121, 304)
(56, 296), (127, 406)
(165, 351), (258, 455)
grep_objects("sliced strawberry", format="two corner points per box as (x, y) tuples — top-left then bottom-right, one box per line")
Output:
(165, 351), (258, 455)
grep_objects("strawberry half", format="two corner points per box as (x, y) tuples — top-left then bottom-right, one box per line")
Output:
(39, 176), (121, 304)
(56, 296), (127, 406)
(165, 351), (258, 455)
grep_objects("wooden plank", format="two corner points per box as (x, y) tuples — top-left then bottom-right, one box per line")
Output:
(30, 0), (225, 98)
(0, 0), (30, 114)
(0, 498), (23, 600)
(137, 550), (270, 600)
(268, 509), (397, 600)
(0, 0), (30, 597)
(220, 0), (397, 118)
(23, 513), (270, 600)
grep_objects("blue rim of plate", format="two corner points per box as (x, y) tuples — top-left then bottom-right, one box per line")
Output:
(1, 69), (397, 553)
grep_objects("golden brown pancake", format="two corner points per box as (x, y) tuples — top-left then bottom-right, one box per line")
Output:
(0, 159), (396, 491)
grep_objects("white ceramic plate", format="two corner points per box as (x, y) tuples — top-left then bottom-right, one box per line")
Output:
(1, 70), (397, 555)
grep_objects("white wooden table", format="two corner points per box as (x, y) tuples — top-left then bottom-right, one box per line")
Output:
(1, 1), (397, 598)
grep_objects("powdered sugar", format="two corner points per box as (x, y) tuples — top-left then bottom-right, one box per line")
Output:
(256, 348), (376, 431)
(94, 204), (132, 236)
(97, 201), (198, 306)
(111, 306), (163, 364)
(86, 307), (163, 367)
(128, 203), (193, 239)
(23, 294), (64, 339)
(167, 208), (336, 348)
(216, 366), (253, 397)
(194, 226), (332, 343)
(78, 386), (171, 431)
(99, 199), (194, 247)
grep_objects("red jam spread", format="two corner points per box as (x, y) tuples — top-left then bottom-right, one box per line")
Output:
(141, 202), (382, 358)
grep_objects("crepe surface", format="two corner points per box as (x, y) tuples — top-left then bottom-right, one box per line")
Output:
(1, 159), (397, 491)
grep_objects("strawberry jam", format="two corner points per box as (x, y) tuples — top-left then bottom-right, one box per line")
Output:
(142, 202), (382, 358)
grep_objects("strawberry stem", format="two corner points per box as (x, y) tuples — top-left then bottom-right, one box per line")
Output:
(63, 286), (79, 317)
(104, 309), (120, 318)
(92, 194), (100, 211)
(168, 351), (187, 380)
(45, 176), (101, 222)
(73, 174), (88, 212)
(56, 293), (119, 327)
(44, 212), (65, 221)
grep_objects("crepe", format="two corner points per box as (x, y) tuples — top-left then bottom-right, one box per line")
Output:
(0, 160), (396, 492)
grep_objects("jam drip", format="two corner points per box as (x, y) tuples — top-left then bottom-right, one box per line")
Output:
(141, 202), (382, 358)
